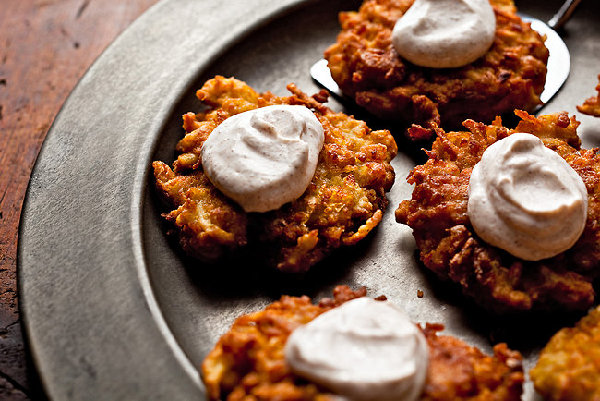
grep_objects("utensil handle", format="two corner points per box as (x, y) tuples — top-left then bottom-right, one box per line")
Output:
(548, 0), (583, 30)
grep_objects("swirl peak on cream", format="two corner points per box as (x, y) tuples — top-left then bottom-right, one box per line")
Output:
(392, 0), (496, 68)
(468, 133), (588, 261)
(201, 105), (324, 213)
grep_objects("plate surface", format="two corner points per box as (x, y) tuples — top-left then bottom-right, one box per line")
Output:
(19, 0), (600, 400)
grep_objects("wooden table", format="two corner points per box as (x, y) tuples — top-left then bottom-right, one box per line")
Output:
(0, 1), (158, 398)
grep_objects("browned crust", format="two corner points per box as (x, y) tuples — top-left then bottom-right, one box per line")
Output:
(201, 285), (523, 401)
(152, 76), (397, 272)
(530, 305), (600, 401)
(324, 0), (548, 140)
(396, 111), (600, 313)
(577, 74), (600, 117)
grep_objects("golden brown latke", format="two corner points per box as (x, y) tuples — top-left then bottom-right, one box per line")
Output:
(396, 111), (600, 313)
(577, 74), (600, 117)
(324, 0), (548, 140)
(530, 305), (600, 401)
(152, 76), (397, 273)
(202, 285), (524, 401)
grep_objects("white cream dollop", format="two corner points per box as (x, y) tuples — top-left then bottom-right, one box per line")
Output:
(468, 133), (588, 261)
(284, 298), (428, 401)
(201, 105), (324, 213)
(391, 0), (496, 68)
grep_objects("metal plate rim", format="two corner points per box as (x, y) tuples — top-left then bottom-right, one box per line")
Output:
(18, 0), (312, 399)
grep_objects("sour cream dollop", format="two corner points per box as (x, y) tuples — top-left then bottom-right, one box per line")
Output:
(392, 0), (496, 68)
(284, 298), (428, 401)
(468, 133), (588, 261)
(201, 105), (324, 213)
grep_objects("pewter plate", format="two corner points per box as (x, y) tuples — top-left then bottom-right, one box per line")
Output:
(19, 0), (600, 400)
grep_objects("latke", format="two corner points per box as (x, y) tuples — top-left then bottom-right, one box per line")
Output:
(577, 74), (600, 117)
(202, 285), (524, 401)
(530, 305), (600, 401)
(152, 76), (397, 273)
(324, 0), (548, 140)
(396, 111), (600, 312)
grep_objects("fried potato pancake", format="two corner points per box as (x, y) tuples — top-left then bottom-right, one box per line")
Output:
(577, 74), (600, 117)
(152, 77), (397, 273)
(530, 305), (600, 401)
(324, 0), (548, 140)
(396, 111), (600, 313)
(202, 285), (524, 401)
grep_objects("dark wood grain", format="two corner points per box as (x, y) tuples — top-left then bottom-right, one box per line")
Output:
(0, 0), (158, 398)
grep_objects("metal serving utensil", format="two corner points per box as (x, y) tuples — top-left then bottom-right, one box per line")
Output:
(311, 0), (582, 108)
